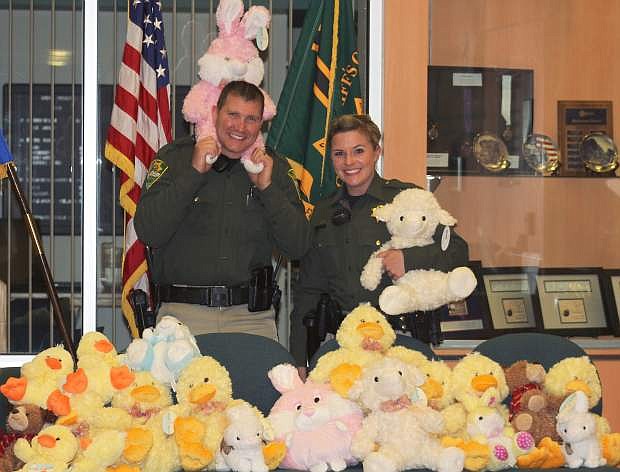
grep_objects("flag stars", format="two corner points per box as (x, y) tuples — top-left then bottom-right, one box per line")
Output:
(143, 34), (155, 47)
(132, 0), (141, 6)
(153, 18), (162, 30)
(144, 14), (152, 25)
(160, 48), (167, 58)
(156, 64), (166, 78)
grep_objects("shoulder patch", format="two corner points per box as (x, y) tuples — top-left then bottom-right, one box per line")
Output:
(145, 159), (168, 189)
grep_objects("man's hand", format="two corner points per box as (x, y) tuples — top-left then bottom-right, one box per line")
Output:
(247, 148), (273, 191)
(297, 366), (307, 382)
(191, 136), (219, 173)
(377, 249), (405, 280)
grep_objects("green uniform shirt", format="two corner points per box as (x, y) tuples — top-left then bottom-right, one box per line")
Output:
(290, 174), (470, 364)
(135, 136), (309, 286)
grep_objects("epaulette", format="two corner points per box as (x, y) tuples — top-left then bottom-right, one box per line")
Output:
(158, 135), (193, 157)
(383, 178), (414, 190)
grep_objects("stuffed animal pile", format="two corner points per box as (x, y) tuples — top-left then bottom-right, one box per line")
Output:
(3, 327), (620, 472)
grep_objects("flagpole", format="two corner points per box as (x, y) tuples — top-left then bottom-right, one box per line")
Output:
(5, 162), (77, 363)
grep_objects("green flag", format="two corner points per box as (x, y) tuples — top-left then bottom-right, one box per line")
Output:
(267, 0), (363, 215)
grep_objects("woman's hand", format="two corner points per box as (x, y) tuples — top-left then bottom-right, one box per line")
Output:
(377, 249), (405, 280)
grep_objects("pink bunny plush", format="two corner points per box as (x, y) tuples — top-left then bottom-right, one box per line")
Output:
(267, 364), (363, 472)
(182, 0), (276, 174)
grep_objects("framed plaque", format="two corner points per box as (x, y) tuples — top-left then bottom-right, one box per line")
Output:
(535, 268), (611, 336)
(601, 269), (620, 336)
(438, 261), (493, 339)
(557, 100), (613, 175)
(482, 267), (542, 333)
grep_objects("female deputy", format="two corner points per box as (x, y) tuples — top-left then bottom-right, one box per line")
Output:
(289, 114), (470, 369)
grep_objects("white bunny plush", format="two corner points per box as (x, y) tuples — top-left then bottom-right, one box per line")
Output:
(556, 390), (606, 468)
(182, 0), (276, 174)
(359, 188), (477, 315)
(215, 404), (270, 472)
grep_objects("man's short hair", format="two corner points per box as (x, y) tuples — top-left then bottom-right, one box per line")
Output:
(216, 81), (265, 116)
(327, 114), (382, 149)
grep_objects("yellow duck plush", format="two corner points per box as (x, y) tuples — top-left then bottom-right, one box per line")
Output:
(171, 355), (285, 471)
(55, 333), (135, 448)
(110, 371), (178, 472)
(420, 359), (468, 436)
(171, 355), (234, 471)
(13, 424), (79, 472)
(543, 356), (620, 466)
(1, 346), (74, 416)
(309, 303), (397, 397)
(450, 352), (509, 414)
(70, 331), (135, 403)
(69, 429), (127, 472)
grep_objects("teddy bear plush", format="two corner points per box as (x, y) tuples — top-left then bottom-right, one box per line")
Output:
(182, 0), (276, 174)
(504, 360), (561, 444)
(360, 188), (477, 316)
(0, 404), (51, 472)
(267, 363), (362, 472)
(556, 390), (606, 468)
(349, 356), (465, 472)
(125, 315), (201, 389)
(13, 424), (78, 471)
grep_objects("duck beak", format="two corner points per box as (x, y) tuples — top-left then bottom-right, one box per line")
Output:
(471, 374), (497, 392)
(356, 322), (384, 340)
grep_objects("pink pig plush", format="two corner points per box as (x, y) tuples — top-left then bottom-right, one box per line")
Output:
(182, 0), (276, 174)
(267, 364), (363, 472)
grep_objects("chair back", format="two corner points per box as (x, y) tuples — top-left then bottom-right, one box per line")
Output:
(0, 366), (21, 425)
(475, 332), (602, 414)
(194, 333), (295, 415)
(309, 334), (439, 371)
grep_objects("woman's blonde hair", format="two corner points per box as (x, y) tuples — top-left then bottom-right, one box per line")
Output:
(327, 114), (382, 149)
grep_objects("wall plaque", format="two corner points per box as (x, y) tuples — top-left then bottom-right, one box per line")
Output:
(557, 100), (613, 175)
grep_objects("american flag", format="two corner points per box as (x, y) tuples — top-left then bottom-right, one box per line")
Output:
(104, 0), (172, 337)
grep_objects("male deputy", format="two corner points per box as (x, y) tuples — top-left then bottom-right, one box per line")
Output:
(135, 81), (308, 340)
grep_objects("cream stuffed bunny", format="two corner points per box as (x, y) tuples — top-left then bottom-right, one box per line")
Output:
(360, 188), (477, 316)
(556, 391), (606, 468)
(216, 404), (269, 472)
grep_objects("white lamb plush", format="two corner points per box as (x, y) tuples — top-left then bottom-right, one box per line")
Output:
(359, 188), (477, 315)
(349, 356), (465, 472)
(556, 391), (606, 469)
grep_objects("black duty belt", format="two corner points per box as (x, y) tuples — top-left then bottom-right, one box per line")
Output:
(159, 284), (249, 307)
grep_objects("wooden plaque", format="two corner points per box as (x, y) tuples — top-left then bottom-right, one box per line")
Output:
(558, 100), (613, 175)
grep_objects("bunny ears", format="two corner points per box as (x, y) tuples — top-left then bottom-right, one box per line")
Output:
(216, 0), (271, 46)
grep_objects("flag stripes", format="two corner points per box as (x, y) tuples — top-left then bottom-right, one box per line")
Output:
(105, 0), (171, 337)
